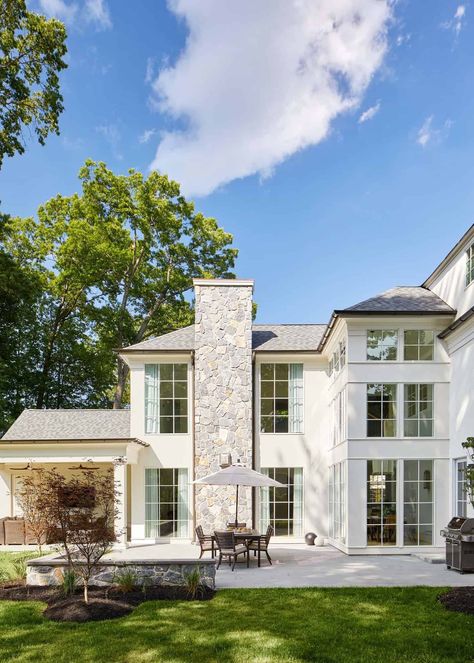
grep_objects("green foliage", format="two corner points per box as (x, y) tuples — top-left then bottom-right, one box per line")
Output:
(2, 160), (237, 411)
(61, 569), (77, 597)
(0, 0), (67, 167)
(184, 568), (204, 599)
(9, 556), (29, 581)
(114, 568), (139, 593)
(462, 437), (474, 508)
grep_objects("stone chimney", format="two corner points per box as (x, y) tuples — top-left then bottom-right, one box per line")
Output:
(193, 279), (254, 531)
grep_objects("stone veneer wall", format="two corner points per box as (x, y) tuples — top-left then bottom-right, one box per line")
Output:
(194, 280), (254, 532)
(27, 557), (216, 589)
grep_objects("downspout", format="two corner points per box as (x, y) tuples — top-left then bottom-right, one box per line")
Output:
(191, 350), (196, 541)
(252, 350), (256, 530)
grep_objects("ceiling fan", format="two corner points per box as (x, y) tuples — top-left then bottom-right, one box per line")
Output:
(68, 463), (100, 471)
(9, 463), (47, 471)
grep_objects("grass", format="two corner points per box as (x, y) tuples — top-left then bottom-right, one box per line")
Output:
(0, 553), (473, 662)
(0, 586), (472, 662)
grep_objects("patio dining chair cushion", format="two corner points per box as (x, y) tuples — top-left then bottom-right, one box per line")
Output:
(220, 544), (247, 555)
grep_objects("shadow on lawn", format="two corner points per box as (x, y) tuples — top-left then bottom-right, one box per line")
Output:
(0, 588), (473, 663)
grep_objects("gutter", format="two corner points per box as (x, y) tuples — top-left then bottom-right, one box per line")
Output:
(0, 437), (149, 447)
(438, 307), (474, 339)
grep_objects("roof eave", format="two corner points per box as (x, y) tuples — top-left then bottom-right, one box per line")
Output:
(438, 306), (474, 339)
(422, 224), (474, 288)
(0, 437), (149, 446)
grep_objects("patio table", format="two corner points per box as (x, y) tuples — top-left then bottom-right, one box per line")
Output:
(212, 530), (263, 568)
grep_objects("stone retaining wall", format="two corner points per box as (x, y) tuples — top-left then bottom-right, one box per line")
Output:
(27, 556), (216, 589)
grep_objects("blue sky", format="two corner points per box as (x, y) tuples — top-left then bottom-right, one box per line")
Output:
(1, 1), (473, 324)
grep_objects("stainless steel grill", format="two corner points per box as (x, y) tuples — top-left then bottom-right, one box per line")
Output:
(441, 517), (474, 573)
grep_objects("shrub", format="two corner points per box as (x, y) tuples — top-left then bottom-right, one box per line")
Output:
(61, 569), (77, 597)
(184, 568), (204, 599)
(114, 568), (139, 593)
(10, 557), (29, 581)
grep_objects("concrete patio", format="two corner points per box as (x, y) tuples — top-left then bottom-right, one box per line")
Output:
(103, 543), (474, 589)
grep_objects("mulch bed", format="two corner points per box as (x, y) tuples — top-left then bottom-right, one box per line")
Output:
(0, 581), (215, 622)
(438, 586), (474, 615)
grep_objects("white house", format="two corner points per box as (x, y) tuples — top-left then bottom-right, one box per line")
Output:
(1, 225), (473, 555)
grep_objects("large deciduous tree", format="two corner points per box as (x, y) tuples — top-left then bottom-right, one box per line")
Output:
(0, 0), (67, 168)
(4, 160), (237, 409)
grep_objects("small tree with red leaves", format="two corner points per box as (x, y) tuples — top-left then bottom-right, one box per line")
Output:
(15, 469), (56, 554)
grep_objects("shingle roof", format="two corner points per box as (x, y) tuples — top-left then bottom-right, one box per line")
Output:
(121, 324), (327, 353)
(2, 409), (131, 441)
(337, 286), (455, 314)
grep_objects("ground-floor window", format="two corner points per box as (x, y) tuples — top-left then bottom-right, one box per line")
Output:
(367, 460), (397, 546)
(403, 460), (433, 545)
(260, 467), (303, 536)
(456, 459), (467, 517)
(329, 462), (346, 543)
(145, 468), (188, 538)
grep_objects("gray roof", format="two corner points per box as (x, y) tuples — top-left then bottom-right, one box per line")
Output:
(121, 324), (327, 353)
(337, 286), (455, 314)
(2, 409), (131, 441)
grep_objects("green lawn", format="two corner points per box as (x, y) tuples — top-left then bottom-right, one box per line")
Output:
(0, 584), (472, 663)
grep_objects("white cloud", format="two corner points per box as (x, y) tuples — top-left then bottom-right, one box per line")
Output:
(145, 57), (157, 84)
(416, 115), (453, 148)
(149, 0), (393, 196)
(38, 0), (111, 29)
(358, 101), (381, 123)
(84, 0), (112, 29)
(441, 4), (466, 36)
(139, 129), (157, 144)
(96, 124), (122, 160)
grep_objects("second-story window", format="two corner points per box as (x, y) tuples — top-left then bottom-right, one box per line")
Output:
(367, 384), (397, 437)
(260, 363), (303, 433)
(466, 242), (474, 287)
(404, 331), (434, 360)
(367, 330), (398, 361)
(145, 364), (188, 434)
(404, 384), (433, 437)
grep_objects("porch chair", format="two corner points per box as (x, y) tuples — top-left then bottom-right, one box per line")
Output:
(195, 525), (215, 559)
(248, 525), (274, 565)
(214, 530), (249, 571)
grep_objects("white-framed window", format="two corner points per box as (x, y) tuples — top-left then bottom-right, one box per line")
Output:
(404, 330), (434, 361)
(329, 462), (346, 543)
(466, 242), (474, 287)
(260, 364), (303, 433)
(260, 467), (303, 536)
(403, 460), (433, 545)
(367, 460), (397, 546)
(328, 357), (334, 376)
(145, 468), (189, 538)
(456, 459), (468, 517)
(404, 384), (434, 437)
(367, 330), (398, 361)
(332, 389), (346, 446)
(145, 364), (188, 434)
(340, 339), (346, 368)
(333, 348), (340, 373)
(367, 383), (397, 437)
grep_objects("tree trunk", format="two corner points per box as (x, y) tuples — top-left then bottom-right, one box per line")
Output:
(112, 356), (129, 409)
(84, 581), (88, 603)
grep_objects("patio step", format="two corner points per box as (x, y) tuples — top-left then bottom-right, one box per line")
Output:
(412, 553), (446, 564)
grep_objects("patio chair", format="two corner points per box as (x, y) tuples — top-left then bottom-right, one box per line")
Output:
(248, 525), (274, 565)
(214, 530), (249, 571)
(195, 525), (215, 559)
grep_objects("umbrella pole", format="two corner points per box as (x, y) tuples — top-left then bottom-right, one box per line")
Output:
(235, 484), (239, 528)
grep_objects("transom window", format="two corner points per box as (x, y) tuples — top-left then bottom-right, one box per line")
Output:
(367, 460), (397, 546)
(145, 468), (188, 538)
(145, 364), (188, 434)
(466, 242), (474, 287)
(367, 384), (397, 437)
(456, 459), (468, 517)
(260, 467), (303, 536)
(260, 364), (303, 433)
(367, 330), (398, 361)
(404, 331), (434, 361)
(404, 384), (433, 437)
(403, 460), (433, 545)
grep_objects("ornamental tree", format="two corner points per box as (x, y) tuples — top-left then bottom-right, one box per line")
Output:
(462, 436), (474, 509)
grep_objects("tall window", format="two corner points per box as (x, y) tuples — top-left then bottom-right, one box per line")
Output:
(367, 384), (397, 437)
(404, 384), (433, 437)
(367, 460), (397, 546)
(367, 330), (398, 361)
(340, 339), (346, 368)
(466, 242), (474, 287)
(329, 462), (346, 543)
(145, 364), (188, 434)
(260, 364), (303, 433)
(260, 468), (303, 536)
(332, 389), (346, 446)
(403, 460), (433, 545)
(404, 331), (434, 361)
(145, 468), (189, 538)
(456, 459), (468, 517)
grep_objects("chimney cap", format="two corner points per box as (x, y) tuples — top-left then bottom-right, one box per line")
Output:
(193, 278), (254, 289)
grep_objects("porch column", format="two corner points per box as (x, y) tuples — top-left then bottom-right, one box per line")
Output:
(113, 458), (127, 548)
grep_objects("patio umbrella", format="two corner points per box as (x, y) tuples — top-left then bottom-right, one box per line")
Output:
(192, 461), (285, 528)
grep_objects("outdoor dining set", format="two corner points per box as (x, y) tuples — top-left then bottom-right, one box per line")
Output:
(195, 524), (274, 571)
